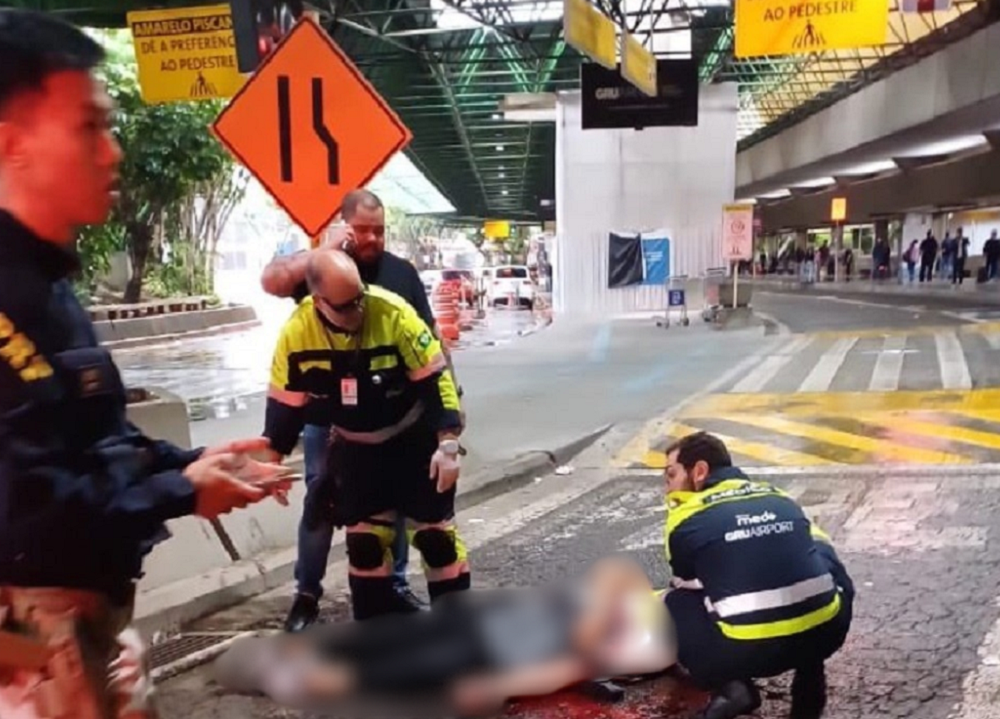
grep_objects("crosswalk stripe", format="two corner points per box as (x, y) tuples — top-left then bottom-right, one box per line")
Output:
(869, 335), (906, 392)
(798, 337), (857, 393)
(730, 336), (813, 394)
(641, 422), (837, 468)
(717, 413), (973, 464)
(858, 413), (1000, 451)
(936, 332), (972, 390)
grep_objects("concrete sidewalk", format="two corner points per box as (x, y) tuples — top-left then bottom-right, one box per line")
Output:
(749, 276), (1000, 305)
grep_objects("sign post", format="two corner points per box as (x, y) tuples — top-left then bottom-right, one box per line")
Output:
(722, 204), (755, 309)
(211, 15), (413, 237)
(831, 196), (847, 283)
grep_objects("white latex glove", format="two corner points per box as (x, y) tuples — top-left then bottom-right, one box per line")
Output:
(429, 447), (461, 493)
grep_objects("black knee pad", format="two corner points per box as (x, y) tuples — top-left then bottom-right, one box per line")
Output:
(346, 532), (384, 570)
(412, 527), (458, 568)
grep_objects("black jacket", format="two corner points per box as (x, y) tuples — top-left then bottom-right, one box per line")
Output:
(0, 211), (201, 601)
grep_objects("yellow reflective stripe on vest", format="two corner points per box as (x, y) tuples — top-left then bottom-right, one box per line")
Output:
(664, 479), (786, 561)
(717, 593), (842, 641)
(664, 478), (833, 559)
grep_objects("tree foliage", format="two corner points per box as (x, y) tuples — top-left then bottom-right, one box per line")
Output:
(80, 30), (245, 302)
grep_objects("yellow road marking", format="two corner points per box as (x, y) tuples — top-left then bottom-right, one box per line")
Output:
(633, 422), (838, 469)
(804, 321), (1000, 341)
(856, 412), (1000, 452)
(687, 388), (1000, 418)
(717, 414), (973, 465)
(942, 409), (1000, 426)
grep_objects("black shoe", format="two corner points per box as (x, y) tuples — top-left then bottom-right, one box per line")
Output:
(699, 680), (762, 719)
(391, 584), (428, 613)
(575, 680), (626, 703)
(790, 664), (827, 719)
(283, 593), (319, 633)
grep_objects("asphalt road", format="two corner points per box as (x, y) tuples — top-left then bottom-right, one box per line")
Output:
(154, 460), (1000, 719)
(144, 285), (1000, 718)
(753, 286), (1000, 334)
(116, 310), (771, 480)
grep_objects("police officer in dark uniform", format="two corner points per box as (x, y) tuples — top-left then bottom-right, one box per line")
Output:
(0, 11), (288, 717)
(260, 189), (461, 631)
(661, 432), (854, 719)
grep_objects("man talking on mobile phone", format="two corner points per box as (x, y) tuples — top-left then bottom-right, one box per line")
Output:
(261, 189), (463, 632)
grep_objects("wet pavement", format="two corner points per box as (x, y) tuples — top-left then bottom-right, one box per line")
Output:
(113, 307), (543, 419)
(153, 463), (1000, 719)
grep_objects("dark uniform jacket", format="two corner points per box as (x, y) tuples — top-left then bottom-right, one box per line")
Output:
(0, 211), (201, 602)
(664, 467), (844, 642)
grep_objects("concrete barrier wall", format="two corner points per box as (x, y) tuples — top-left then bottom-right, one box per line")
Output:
(128, 388), (308, 611)
(127, 391), (237, 594)
(95, 305), (257, 344)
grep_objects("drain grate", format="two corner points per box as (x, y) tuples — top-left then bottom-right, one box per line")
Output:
(149, 632), (242, 673)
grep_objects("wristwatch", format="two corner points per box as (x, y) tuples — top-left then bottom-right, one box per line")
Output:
(440, 438), (460, 455)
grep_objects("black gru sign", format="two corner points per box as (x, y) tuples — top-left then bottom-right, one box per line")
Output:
(580, 59), (700, 130)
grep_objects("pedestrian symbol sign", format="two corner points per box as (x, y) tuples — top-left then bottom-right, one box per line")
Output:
(127, 4), (246, 105)
(212, 15), (413, 237)
(733, 0), (888, 58)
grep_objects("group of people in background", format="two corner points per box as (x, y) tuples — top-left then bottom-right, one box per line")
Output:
(755, 227), (1000, 286)
(901, 228), (972, 285)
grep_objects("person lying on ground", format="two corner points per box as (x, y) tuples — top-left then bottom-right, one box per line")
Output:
(213, 555), (678, 717)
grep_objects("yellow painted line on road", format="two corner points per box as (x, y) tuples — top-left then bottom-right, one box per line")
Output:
(943, 409), (1000, 426)
(632, 422), (838, 469)
(804, 321), (1000, 342)
(717, 414), (973, 465)
(687, 388), (1000, 419)
(856, 412), (1000, 452)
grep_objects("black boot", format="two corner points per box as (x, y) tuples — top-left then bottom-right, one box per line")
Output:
(283, 594), (319, 633)
(699, 680), (762, 719)
(392, 584), (428, 613)
(790, 664), (827, 719)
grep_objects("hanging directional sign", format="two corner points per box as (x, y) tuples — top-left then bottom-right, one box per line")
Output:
(212, 15), (413, 237)
(734, 0), (888, 58)
(563, 0), (617, 69)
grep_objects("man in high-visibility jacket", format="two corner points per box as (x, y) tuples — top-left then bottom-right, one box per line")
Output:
(262, 249), (469, 621)
(662, 432), (854, 719)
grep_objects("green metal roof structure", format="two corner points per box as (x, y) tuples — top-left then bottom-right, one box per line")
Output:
(5, 0), (998, 222)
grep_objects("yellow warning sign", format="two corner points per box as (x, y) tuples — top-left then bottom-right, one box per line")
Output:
(127, 4), (246, 105)
(734, 0), (889, 59)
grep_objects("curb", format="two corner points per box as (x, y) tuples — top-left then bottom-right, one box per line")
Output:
(750, 279), (1000, 306)
(105, 319), (263, 351)
(134, 424), (611, 636)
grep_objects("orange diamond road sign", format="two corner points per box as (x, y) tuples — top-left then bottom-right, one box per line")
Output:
(212, 16), (412, 237)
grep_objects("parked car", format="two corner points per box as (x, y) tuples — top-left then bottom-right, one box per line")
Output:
(486, 265), (535, 310)
(420, 269), (442, 296)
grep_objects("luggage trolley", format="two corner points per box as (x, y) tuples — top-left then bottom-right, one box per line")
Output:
(656, 275), (691, 328)
(701, 267), (728, 324)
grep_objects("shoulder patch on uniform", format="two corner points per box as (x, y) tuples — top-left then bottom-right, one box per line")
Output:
(417, 330), (433, 349)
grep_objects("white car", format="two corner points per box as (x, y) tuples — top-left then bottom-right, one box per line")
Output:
(486, 265), (535, 310)
(420, 269), (442, 296)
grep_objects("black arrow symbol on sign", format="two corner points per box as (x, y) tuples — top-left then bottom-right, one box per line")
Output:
(277, 75), (340, 185)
